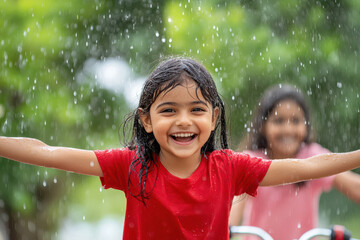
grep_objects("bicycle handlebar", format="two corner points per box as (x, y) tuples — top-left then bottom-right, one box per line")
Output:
(230, 225), (359, 240)
(298, 226), (360, 240)
(230, 226), (274, 240)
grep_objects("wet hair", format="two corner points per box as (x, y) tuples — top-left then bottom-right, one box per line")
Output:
(247, 84), (312, 187)
(122, 57), (228, 203)
(247, 84), (312, 151)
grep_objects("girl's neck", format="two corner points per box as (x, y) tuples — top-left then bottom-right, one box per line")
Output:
(159, 151), (202, 179)
(265, 149), (297, 160)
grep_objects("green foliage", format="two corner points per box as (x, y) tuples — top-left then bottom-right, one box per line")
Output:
(164, 0), (360, 151)
(1, 0), (360, 238)
(0, 0), (165, 238)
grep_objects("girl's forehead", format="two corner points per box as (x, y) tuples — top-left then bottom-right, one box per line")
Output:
(158, 78), (198, 97)
(150, 79), (212, 107)
(276, 99), (301, 108)
(272, 99), (304, 115)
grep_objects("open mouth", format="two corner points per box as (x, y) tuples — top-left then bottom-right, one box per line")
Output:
(278, 136), (297, 145)
(171, 133), (197, 142)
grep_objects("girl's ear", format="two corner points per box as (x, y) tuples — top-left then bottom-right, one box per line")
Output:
(138, 108), (153, 133)
(211, 107), (219, 130)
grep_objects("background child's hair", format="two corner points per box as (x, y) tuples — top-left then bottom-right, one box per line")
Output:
(247, 84), (312, 151)
(122, 57), (228, 203)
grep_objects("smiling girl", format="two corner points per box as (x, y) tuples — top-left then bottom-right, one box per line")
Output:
(1, 58), (360, 239)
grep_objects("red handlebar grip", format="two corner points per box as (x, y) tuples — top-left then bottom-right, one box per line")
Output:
(331, 225), (351, 240)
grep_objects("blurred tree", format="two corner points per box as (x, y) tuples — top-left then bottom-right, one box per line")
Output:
(165, 0), (360, 149)
(0, 0), (166, 239)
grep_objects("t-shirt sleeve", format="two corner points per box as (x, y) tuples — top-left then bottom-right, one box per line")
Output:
(230, 150), (271, 197)
(94, 148), (134, 191)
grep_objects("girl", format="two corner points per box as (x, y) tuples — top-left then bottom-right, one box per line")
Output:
(229, 84), (360, 240)
(1, 58), (360, 240)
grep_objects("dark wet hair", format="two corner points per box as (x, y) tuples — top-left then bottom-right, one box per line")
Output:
(247, 84), (312, 187)
(247, 84), (312, 151)
(122, 57), (228, 203)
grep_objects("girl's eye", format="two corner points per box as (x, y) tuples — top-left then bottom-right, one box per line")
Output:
(160, 108), (174, 113)
(272, 118), (283, 124)
(192, 107), (206, 112)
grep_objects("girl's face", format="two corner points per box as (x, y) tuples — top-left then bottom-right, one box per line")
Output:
(262, 99), (307, 159)
(140, 78), (218, 163)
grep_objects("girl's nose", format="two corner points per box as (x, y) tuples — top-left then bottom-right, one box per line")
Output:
(176, 112), (192, 126)
(283, 119), (293, 132)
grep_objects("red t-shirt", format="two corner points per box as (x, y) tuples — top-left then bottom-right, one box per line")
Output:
(94, 148), (271, 240)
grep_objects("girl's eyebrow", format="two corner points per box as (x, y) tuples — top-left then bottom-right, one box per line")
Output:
(155, 101), (209, 110)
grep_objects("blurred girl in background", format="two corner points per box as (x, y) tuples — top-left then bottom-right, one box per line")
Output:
(229, 84), (360, 240)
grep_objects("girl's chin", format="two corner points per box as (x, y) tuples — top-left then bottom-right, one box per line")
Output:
(270, 147), (299, 158)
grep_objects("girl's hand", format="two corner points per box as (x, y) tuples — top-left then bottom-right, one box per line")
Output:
(0, 137), (103, 176)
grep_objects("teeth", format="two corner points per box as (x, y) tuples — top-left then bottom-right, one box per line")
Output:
(172, 133), (194, 138)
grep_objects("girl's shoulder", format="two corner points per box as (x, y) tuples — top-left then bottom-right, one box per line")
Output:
(242, 149), (268, 159)
(209, 149), (249, 159)
(208, 149), (268, 165)
(94, 147), (137, 162)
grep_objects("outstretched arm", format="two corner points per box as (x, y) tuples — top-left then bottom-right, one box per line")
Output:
(333, 171), (360, 204)
(260, 150), (360, 186)
(0, 137), (103, 176)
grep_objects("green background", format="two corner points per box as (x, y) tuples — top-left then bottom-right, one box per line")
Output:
(0, 0), (359, 239)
